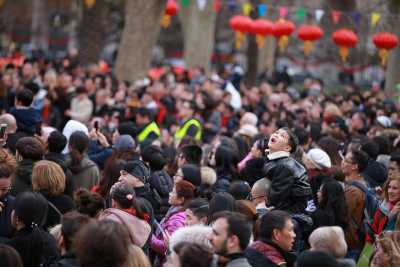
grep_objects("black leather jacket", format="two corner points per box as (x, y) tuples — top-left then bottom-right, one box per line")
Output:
(264, 155), (311, 214)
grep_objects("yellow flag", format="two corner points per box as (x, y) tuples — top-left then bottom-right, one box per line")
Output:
(371, 12), (381, 28)
(243, 3), (252, 16)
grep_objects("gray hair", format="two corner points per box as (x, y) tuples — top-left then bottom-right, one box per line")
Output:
(309, 226), (348, 258)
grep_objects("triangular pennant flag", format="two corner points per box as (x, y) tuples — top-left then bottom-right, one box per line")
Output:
(351, 12), (361, 28)
(331, 10), (342, 24)
(258, 4), (267, 17)
(181, 0), (190, 8)
(243, 2), (252, 16)
(371, 12), (381, 28)
(315, 9), (324, 22)
(197, 0), (206, 11)
(296, 7), (306, 21)
(228, 0), (236, 12)
(279, 6), (288, 18)
(213, 0), (221, 12)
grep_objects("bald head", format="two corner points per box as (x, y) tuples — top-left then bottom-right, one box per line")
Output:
(251, 178), (271, 206)
(0, 114), (17, 134)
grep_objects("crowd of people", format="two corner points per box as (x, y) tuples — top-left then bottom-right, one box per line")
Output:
(0, 57), (399, 267)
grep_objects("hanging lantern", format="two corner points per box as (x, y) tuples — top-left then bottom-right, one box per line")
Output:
(250, 19), (274, 49)
(161, 0), (179, 28)
(272, 19), (295, 52)
(85, 0), (96, 9)
(372, 32), (398, 66)
(230, 15), (253, 49)
(332, 29), (358, 62)
(297, 25), (324, 57)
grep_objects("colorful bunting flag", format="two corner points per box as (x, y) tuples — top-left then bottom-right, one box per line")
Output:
(243, 2), (252, 16)
(331, 10), (342, 24)
(371, 12), (381, 28)
(197, 0), (206, 11)
(181, 0), (190, 8)
(258, 4), (267, 17)
(279, 6), (288, 18)
(296, 7), (306, 21)
(315, 9), (324, 22)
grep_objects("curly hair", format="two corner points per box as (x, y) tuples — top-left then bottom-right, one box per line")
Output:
(0, 148), (16, 178)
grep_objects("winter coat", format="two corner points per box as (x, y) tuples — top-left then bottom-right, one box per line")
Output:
(151, 206), (186, 261)
(0, 193), (15, 238)
(239, 157), (266, 187)
(135, 185), (161, 215)
(263, 153), (312, 214)
(42, 193), (75, 230)
(226, 253), (252, 267)
(246, 240), (297, 267)
(99, 208), (151, 248)
(10, 107), (42, 135)
(6, 227), (59, 267)
(44, 252), (78, 267)
(88, 140), (112, 170)
(11, 159), (37, 196)
(149, 170), (173, 200)
(67, 156), (100, 190)
(344, 182), (366, 251)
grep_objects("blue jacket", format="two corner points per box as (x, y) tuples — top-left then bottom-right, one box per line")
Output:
(10, 107), (42, 135)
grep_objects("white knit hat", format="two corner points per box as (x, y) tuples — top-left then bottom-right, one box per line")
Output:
(238, 124), (258, 138)
(306, 148), (332, 169)
(169, 225), (213, 251)
(377, 116), (392, 128)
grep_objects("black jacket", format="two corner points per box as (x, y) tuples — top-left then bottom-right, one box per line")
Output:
(245, 240), (296, 267)
(264, 155), (311, 214)
(11, 159), (37, 196)
(0, 193), (15, 238)
(42, 193), (75, 230)
(240, 157), (266, 187)
(6, 227), (59, 267)
(44, 252), (78, 267)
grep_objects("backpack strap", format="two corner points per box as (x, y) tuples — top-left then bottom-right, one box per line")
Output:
(48, 201), (63, 218)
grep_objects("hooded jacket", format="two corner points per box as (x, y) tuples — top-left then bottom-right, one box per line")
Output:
(263, 152), (311, 214)
(11, 159), (37, 196)
(67, 157), (100, 191)
(99, 208), (151, 248)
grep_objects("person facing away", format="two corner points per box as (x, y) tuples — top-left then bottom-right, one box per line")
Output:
(263, 127), (312, 214)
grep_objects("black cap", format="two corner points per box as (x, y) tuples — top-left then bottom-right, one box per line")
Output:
(123, 160), (150, 183)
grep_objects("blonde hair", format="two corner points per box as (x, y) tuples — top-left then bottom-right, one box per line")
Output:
(375, 231), (400, 267)
(383, 175), (400, 202)
(309, 226), (347, 258)
(124, 245), (151, 267)
(32, 160), (66, 196)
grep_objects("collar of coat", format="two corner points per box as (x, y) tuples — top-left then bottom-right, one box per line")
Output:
(267, 151), (290, 160)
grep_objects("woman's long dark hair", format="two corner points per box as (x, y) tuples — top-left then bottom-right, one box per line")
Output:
(13, 192), (48, 267)
(98, 159), (126, 198)
(319, 179), (348, 229)
(215, 145), (239, 180)
(68, 131), (89, 172)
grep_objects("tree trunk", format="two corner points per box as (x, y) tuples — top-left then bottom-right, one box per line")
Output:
(244, 0), (260, 87)
(79, 0), (109, 65)
(115, 0), (165, 82)
(384, 0), (400, 98)
(31, 0), (49, 51)
(179, 0), (216, 73)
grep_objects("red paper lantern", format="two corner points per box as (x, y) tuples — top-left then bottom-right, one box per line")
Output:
(297, 25), (324, 56)
(272, 19), (295, 52)
(250, 19), (274, 48)
(161, 0), (179, 28)
(332, 29), (358, 62)
(373, 32), (399, 66)
(230, 15), (253, 49)
(165, 0), (179, 16)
